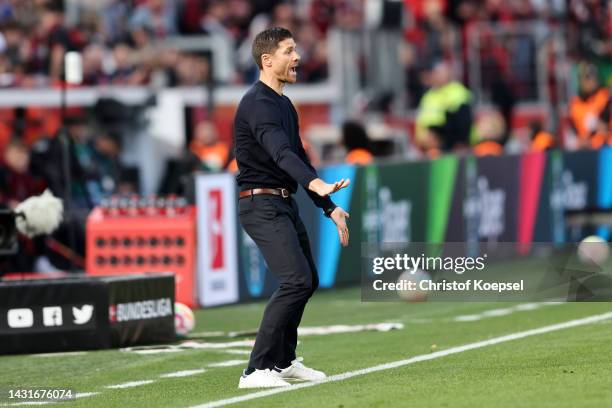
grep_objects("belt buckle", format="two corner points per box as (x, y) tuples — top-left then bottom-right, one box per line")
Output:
(280, 188), (289, 198)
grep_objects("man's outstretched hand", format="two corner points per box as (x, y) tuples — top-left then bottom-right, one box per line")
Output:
(308, 178), (351, 197)
(330, 207), (350, 247)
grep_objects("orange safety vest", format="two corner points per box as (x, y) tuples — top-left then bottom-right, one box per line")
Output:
(473, 141), (503, 157)
(569, 88), (610, 142)
(226, 158), (238, 173)
(190, 141), (229, 169)
(530, 131), (555, 152)
(590, 132), (608, 149)
(345, 148), (373, 165)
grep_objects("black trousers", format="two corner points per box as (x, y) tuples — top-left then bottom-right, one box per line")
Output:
(238, 194), (319, 370)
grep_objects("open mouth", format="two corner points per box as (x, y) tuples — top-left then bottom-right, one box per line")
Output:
(289, 66), (298, 74)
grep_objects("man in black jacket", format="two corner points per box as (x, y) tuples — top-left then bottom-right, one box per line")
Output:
(234, 27), (350, 388)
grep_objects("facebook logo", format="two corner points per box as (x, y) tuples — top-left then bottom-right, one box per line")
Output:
(7, 308), (34, 328)
(42, 306), (63, 327)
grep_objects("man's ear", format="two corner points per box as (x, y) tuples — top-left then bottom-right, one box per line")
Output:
(261, 53), (272, 68)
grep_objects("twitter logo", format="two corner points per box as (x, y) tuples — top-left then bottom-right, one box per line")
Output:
(72, 305), (94, 325)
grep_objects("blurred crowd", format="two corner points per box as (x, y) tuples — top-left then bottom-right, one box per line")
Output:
(400, 0), (612, 158)
(0, 0), (608, 188)
(0, 0), (338, 87)
(0, 106), (132, 274)
(0, 0), (607, 88)
(411, 58), (612, 159)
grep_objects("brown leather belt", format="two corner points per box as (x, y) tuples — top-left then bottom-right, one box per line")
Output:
(239, 188), (291, 199)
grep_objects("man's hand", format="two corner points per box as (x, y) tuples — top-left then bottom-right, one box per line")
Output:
(308, 178), (351, 197)
(330, 207), (350, 247)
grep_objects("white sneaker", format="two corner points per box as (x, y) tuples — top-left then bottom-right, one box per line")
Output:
(238, 368), (291, 389)
(273, 357), (326, 381)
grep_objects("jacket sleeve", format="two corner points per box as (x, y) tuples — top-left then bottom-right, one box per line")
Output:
(296, 135), (337, 217)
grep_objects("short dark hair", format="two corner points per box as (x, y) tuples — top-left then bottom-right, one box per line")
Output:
(252, 27), (293, 70)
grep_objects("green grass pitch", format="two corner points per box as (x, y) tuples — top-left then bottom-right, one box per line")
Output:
(1, 287), (611, 407)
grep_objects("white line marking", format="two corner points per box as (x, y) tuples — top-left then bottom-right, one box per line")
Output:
(297, 323), (403, 335)
(222, 350), (251, 355)
(515, 303), (541, 311)
(453, 302), (563, 322)
(120, 340), (255, 355)
(160, 369), (207, 378)
(179, 341), (255, 349)
(196, 323), (406, 339)
(453, 315), (481, 322)
(105, 380), (155, 389)
(75, 392), (99, 398)
(207, 360), (249, 368)
(191, 311), (612, 408)
(481, 309), (513, 317)
(190, 331), (227, 337)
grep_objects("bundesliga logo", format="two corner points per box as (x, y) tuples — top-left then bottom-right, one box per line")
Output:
(109, 298), (172, 323)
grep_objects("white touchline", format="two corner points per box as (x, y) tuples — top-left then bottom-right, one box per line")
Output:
(189, 331), (226, 337)
(105, 380), (155, 389)
(160, 369), (207, 378)
(189, 323), (405, 340)
(75, 392), (100, 398)
(223, 350), (252, 355)
(207, 360), (249, 368)
(453, 302), (563, 322)
(191, 311), (612, 408)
